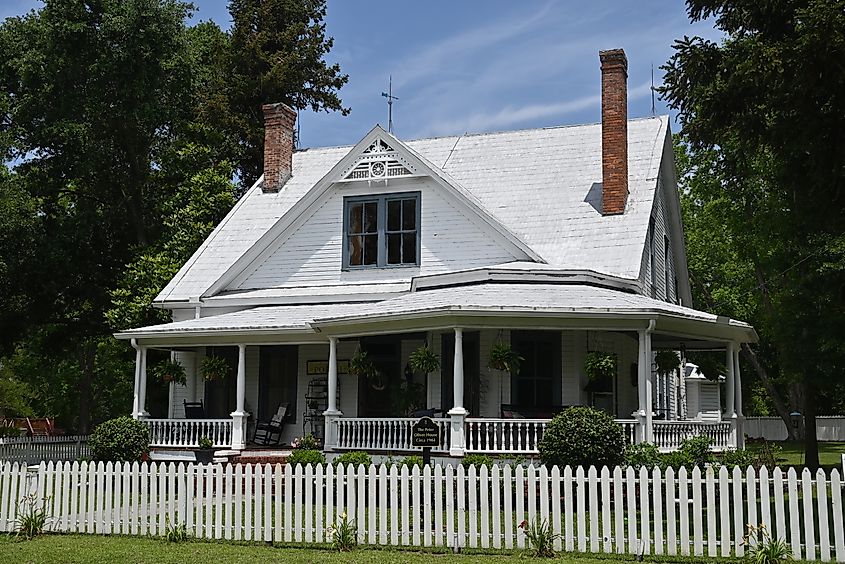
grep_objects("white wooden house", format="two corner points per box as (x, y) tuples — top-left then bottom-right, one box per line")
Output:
(116, 49), (755, 456)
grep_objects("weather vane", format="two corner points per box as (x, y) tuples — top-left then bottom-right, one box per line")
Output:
(381, 75), (398, 134)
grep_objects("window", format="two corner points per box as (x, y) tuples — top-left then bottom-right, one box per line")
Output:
(344, 193), (420, 268)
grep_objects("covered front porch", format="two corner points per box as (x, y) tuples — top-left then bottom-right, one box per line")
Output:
(121, 289), (752, 457)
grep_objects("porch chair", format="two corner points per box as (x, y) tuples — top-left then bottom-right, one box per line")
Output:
(253, 404), (289, 446)
(183, 400), (205, 419)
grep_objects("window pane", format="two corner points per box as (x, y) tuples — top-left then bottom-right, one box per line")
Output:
(364, 202), (378, 233)
(348, 235), (363, 265)
(348, 203), (363, 234)
(363, 234), (378, 265)
(387, 200), (401, 231)
(387, 233), (401, 264)
(402, 232), (417, 264)
(402, 198), (416, 230)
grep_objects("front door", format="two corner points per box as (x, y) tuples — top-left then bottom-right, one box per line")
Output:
(204, 346), (238, 418)
(511, 331), (561, 417)
(258, 345), (298, 423)
(441, 332), (480, 416)
(357, 338), (401, 418)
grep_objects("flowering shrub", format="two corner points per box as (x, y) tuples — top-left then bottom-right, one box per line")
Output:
(519, 517), (560, 557)
(291, 433), (320, 450)
(328, 512), (357, 551)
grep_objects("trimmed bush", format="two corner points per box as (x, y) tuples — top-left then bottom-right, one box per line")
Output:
(286, 448), (325, 468)
(720, 447), (757, 469)
(461, 454), (494, 470)
(332, 451), (372, 468)
(678, 435), (713, 468)
(88, 416), (149, 462)
(398, 455), (424, 470)
(624, 442), (662, 470)
(538, 407), (625, 469)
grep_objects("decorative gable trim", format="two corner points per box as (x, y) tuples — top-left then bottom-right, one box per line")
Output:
(339, 137), (417, 181)
(201, 125), (544, 298)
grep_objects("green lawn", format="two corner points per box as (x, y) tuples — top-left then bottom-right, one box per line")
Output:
(0, 534), (743, 564)
(746, 440), (845, 469)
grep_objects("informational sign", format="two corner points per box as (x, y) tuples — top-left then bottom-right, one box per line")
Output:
(411, 417), (441, 448)
(305, 360), (349, 376)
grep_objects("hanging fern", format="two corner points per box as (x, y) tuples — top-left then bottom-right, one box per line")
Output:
(349, 348), (378, 380)
(489, 342), (523, 376)
(654, 351), (681, 375)
(152, 359), (187, 386)
(409, 345), (440, 375)
(200, 355), (229, 382)
(584, 351), (617, 381)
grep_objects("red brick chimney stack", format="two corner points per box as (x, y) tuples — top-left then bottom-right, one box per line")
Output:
(599, 48), (629, 215)
(262, 103), (297, 193)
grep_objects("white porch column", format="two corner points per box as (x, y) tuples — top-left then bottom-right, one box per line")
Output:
(644, 330), (654, 443)
(734, 346), (745, 448)
(725, 342), (738, 448)
(137, 346), (150, 419)
(323, 337), (342, 451)
(636, 323), (655, 443)
(448, 328), (468, 456)
(131, 340), (141, 419)
(230, 344), (249, 450)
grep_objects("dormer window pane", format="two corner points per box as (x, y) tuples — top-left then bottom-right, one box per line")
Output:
(343, 192), (420, 269)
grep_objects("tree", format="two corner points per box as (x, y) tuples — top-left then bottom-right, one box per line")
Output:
(224, 0), (350, 187)
(661, 0), (845, 468)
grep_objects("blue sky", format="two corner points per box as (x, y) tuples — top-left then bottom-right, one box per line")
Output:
(1, 1), (722, 148)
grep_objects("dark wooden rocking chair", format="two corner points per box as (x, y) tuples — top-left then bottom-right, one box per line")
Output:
(253, 404), (289, 446)
(184, 400), (205, 419)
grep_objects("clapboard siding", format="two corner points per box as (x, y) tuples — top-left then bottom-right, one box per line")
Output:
(235, 178), (524, 290)
(642, 175), (678, 303)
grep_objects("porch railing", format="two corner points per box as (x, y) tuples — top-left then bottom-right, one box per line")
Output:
(616, 419), (639, 445)
(333, 417), (451, 453)
(653, 420), (732, 452)
(464, 419), (548, 454)
(143, 419), (233, 448)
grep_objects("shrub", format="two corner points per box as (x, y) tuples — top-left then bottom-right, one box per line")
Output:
(398, 455), (424, 470)
(721, 448), (758, 469)
(660, 450), (691, 470)
(0, 426), (23, 438)
(538, 407), (625, 469)
(461, 454), (494, 470)
(291, 433), (320, 450)
(286, 448), (325, 468)
(88, 416), (149, 462)
(678, 435), (713, 468)
(624, 442), (662, 470)
(332, 451), (372, 468)
(197, 437), (213, 450)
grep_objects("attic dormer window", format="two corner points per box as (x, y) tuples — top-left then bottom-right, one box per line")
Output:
(343, 192), (420, 269)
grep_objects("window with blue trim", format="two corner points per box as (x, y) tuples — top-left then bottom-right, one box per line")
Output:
(344, 193), (420, 268)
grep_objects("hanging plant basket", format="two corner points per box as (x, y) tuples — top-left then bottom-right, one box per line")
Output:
(152, 359), (187, 386)
(201, 355), (230, 382)
(584, 351), (617, 382)
(409, 345), (440, 375)
(349, 348), (385, 390)
(488, 342), (523, 376)
(654, 350), (681, 376)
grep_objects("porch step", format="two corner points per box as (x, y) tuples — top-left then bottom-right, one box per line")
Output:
(232, 449), (292, 465)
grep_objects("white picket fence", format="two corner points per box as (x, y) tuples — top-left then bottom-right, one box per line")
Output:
(0, 460), (843, 561)
(0, 436), (90, 465)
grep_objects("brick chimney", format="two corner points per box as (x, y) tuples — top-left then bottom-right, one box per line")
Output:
(261, 102), (297, 193)
(599, 48), (628, 215)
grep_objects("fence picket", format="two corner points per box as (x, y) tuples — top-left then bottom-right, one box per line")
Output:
(639, 466), (651, 555)
(253, 464), (262, 542)
(389, 464), (399, 546)
(514, 465), (524, 549)
(467, 465), (477, 548)
(445, 464), (455, 550)
(625, 466), (637, 554)
(224, 463), (234, 540)
(665, 466), (677, 556)
(479, 464), (489, 549)
(303, 464), (312, 543)
(313, 464), (323, 544)
(746, 466), (758, 542)
(718, 466), (730, 557)
(553, 465), (564, 552)
(214, 463), (224, 540)
(401, 464), (411, 546)
(613, 466), (624, 554)
(706, 467), (716, 556)
(434, 464), (444, 547)
(234, 464), (243, 541)
(370, 464), (378, 545)
(324, 463), (333, 542)
(788, 468), (801, 559)
(653, 466), (664, 555)
(276, 464), (285, 543)
(264, 464), (273, 542)
(692, 467), (703, 556)
(588, 466), (599, 553)
(831, 469), (845, 562)
(802, 468), (816, 561)
(357, 464), (366, 545)
(412, 464), (422, 547)
(774, 468), (786, 544)
(293, 464), (303, 542)
(732, 466), (745, 557)
(679, 467), (690, 555)
(817, 469), (830, 562)
(577, 466), (587, 552)
(759, 466), (772, 533)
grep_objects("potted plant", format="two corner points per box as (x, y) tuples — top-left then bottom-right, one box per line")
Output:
(195, 436), (214, 464)
(584, 351), (617, 381)
(409, 345), (440, 375)
(349, 348), (385, 390)
(654, 350), (681, 376)
(152, 358), (187, 386)
(200, 355), (229, 382)
(489, 342), (523, 375)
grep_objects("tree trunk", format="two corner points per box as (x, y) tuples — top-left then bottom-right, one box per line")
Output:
(77, 339), (95, 435)
(739, 343), (798, 440)
(803, 378), (819, 470)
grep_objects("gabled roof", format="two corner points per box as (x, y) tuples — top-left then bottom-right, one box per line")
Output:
(156, 115), (671, 304)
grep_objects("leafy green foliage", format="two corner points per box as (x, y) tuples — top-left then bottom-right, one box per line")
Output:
(654, 351), (681, 376)
(488, 342), (523, 376)
(291, 433), (320, 450)
(461, 454), (494, 470)
(163, 517), (189, 542)
(332, 451), (372, 468)
(744, 524), (793, 564)
(328, 512), (356, 552)
(519, 517), (560, 558)
(583, 352), (616, 381)
(11, 494), (49, 540)
(197, 437), (213, 450)
(720, 448), (759, 470)
(200, 355), (229, 382)
(538, 407), (625, 469)
(88, 416), (150, 462)
(408, 346), (440, 375)
(660, 435), (713, 470)
(151, 359), (187, 386)
(624, 442), (662, 470)
(397, 455), (424, 470)
(286, 449), (325, 468)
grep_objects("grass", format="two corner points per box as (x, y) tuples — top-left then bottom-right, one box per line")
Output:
(746, 441), (845, 469)
(0, 533), (747, 564)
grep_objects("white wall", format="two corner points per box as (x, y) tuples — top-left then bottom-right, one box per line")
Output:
(234, 178), (524, 290)
(641, 173), (679, 303)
